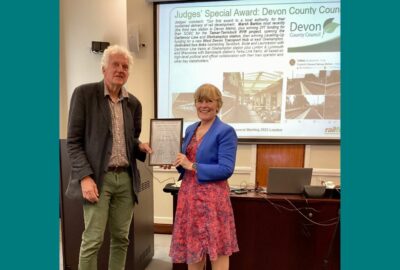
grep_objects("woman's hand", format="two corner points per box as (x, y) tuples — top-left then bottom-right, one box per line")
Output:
(173, 153), (194, 170)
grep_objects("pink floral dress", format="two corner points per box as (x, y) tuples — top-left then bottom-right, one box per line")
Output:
(169, 134), (239, 264)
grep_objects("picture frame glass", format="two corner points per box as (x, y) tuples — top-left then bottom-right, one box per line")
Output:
(149, 118), (183, 166)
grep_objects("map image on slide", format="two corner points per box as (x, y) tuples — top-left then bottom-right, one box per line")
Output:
(285, 70), (340, 120)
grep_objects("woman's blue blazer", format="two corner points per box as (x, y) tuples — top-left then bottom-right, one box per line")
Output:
(177, 116), (238, 183)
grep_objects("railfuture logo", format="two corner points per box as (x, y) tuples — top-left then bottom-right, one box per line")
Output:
(325, 126), (340, 134)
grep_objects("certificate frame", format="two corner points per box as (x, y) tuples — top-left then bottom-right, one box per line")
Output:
(149, 118), (183, 166)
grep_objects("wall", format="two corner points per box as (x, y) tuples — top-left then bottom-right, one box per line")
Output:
(306, 145), (341, 186)
(60, 0), (130, 137)
(60, 0), (340, 226)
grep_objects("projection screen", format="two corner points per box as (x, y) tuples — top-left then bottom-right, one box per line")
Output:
(155, 0), (341, 143)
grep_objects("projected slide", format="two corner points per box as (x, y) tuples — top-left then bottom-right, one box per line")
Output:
(157, 0), (341, 140)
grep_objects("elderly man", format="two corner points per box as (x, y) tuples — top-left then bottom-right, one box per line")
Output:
(66, 44), (152, 270)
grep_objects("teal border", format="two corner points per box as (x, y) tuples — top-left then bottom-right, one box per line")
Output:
(0, 1), (59, 269)
(342, 1), (399, 269)
(2, 0), (399, 268)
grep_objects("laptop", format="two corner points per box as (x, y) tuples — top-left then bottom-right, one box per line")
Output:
(267, 167), (313, 194)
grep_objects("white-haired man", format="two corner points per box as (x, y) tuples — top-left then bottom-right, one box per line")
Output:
(66, 44), (152, 270)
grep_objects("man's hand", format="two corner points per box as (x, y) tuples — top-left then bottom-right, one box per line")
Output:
(81, 176), (99, 203)
(139, 142), (153, 154)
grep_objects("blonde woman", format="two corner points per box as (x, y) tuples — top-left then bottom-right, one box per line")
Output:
(170, 83), (239, 270)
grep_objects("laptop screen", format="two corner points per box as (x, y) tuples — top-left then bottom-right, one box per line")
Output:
(267, 167), (313, 194)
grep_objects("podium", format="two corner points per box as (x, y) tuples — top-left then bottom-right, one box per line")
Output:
(59, 139), (154, 270)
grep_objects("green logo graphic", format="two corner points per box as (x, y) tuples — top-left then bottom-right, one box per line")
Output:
(323, 18), (340, 37)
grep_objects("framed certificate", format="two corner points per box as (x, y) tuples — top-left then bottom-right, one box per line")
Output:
(149, 118), (183, 166)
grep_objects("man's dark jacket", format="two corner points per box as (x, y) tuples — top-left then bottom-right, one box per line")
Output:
(65, 80), (146, 203)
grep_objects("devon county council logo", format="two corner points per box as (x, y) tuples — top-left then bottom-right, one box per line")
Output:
(322, 18), (340, 37)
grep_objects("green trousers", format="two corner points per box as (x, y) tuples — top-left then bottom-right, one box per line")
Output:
(78, 171), (134, 270)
